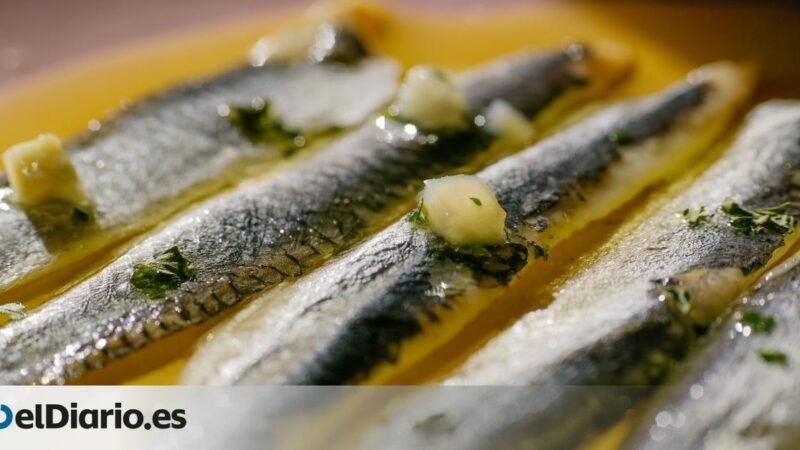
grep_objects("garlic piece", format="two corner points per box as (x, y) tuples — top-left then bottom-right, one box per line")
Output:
(673, 267), (746, 326)
(484, 99), (535, 145)
(421, 175), (507, 246)
(3, 133), (85, 206)
(248, 27), (315, 66)
(391, 66), (467, 131)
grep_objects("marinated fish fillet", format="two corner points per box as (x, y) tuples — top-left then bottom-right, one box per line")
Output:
(355, 100), (800, 450)
(180, 62), (752, 386)
(625, 230), (800, 449)
(0, 44), (627, 384)
(0, 21), (399, 295)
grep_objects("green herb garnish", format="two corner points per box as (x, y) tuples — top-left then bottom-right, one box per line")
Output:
(412, 413), (456, 434)
(608, 130), (633, 145)
(227, 102), (303, 147)
(757, 349), (788, 365)
(0, 303), (26, 320)
(453, 244), (493, 258)
(740, 311), (775, 333)
(680, 206), (710, 229)
(72, 205), (92, 224)
(131, 246), (194, 299)
(720, 199), (795, 235)
(533, 243), (549, 260)
(469, 197), (482, 206)
(408, 200), (428, 226)
(429, 67), (449, 81)
(663, 286), (691, 315)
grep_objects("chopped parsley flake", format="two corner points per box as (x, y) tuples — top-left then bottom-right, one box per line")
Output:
(720, 199), (795, 236)
(680, 206), (710, 229)
(429, 68), (449, 81)
(663, 286), (691, 315)
(469, 197), (482, 206)
(757, 349), (788, 365)
(408, 200), (428, 226)
(608, 130), (633, 145)
(72, 205), (92, 224)
(413, 413), (456, 434)
(740, 311), (775, 333)
(227, 102), (303, 147)
(0, 303), (26, 320)
(533, 243), (549, 260)
(131, 246), (194, 299)
(450, 244), (493, 258)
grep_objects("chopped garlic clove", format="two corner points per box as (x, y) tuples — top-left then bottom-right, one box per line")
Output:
(248, 28), (316, 66)
(2, 133), (86, 206)
(249, 3), (389, 67)
(391, 66), (467, 131)
(422, 175), (507, 246)
(484, 99), (535, 145)
(673, 267), (746, 326)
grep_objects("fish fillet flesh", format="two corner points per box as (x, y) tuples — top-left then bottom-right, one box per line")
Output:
(355, 100), (800, 450)
(0, 21), (400, 295)
(180, 62), (752, 386)
(0, 43), (627, 384)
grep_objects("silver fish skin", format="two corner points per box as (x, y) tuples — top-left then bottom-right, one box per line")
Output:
(180, 63), (751, 386)
(0, 24), (400, 295)
(625, 247), (800, 450)
(354, 101), (800, 450)
(0, 46), (606, 385)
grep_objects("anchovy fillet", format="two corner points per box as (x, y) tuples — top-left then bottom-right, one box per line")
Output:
(625, 197), (800, 448)
(180, 62), (751, 386)
(0, 45), (619, 384)
(0, 24), (399, 295)
(355, 100), (800, 450)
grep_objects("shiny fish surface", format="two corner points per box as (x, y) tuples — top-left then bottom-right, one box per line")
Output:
(180, 62), (752, 386)
(355, 100), (800, 450)
(0, 24), (399, 295)
(625, 247), (800, 450)
(0, 45), (619, 384)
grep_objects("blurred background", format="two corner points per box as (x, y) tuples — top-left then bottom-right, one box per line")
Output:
(1, 0), (799, 145)
(0, 0), (526, 87)
(2, 1), (800, 89)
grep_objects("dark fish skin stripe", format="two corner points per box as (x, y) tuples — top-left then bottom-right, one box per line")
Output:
(355, 102), (800, 450)
(217, 81), (711, 386)
(487, 81), (706, 224)
(281, 235), (529, 386)
(0, 37), (399, 292)
(459, 51), (584, 118)
(624, 252), (800, 449)
(0, 48), (589, 385)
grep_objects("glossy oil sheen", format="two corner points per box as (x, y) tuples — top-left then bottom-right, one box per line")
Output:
(0, 4), (799, 401)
